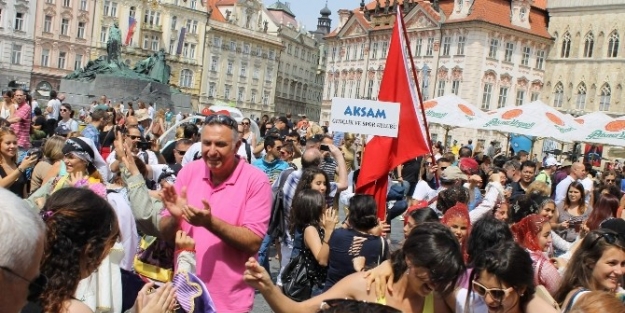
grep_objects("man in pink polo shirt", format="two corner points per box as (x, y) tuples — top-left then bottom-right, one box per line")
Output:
(161, 112), (272, 313)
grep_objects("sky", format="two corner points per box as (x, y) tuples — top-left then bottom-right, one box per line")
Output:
(263, 0), (355, 32)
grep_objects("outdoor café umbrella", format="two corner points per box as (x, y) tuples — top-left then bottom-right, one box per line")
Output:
(421, 95), (489, 142)
(464, 101), (578, 143)
(570, 115), (625, 146)
(564, 111), (620, 145)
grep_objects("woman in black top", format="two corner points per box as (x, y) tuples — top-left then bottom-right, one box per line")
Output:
(0, 128), (38, 198)
(324, 195), (389, 291)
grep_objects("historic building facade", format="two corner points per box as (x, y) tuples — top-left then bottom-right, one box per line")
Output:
(543, 0), (625, 116)
(322, 0), (552, 147)
(0, 0), (38, 90)
(199, 0), (282, 119)
(264, 1), (332, 122)
(31, 0), (96, 99)
(91, 0), (208, 108)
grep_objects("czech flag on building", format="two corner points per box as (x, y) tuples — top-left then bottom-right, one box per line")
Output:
(355, 6), (432, 220)
(125, 16), (137, 46)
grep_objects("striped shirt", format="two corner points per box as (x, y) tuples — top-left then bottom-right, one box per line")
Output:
(11, 103), (31, 149)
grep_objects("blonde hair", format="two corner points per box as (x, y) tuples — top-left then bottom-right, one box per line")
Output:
(569, 291), (625, 313)
(0, 127), (17, 164)
(43, 136), (66, 162)
(526, 180), (551, 197)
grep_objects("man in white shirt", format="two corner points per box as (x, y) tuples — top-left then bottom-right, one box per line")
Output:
(147, 102), (155, 120)
(554, 162), (586, 207)
(175, 111), (183, 124)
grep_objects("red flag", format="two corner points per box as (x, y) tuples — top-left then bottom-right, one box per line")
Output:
(355, 7), (431, 220)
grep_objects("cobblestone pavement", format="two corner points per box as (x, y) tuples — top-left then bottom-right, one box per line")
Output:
(251, 211), (405, 312)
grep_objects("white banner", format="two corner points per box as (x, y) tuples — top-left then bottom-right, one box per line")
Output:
(330, 98), (400, 138)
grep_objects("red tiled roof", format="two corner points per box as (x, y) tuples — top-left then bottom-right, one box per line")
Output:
(215, 0), (237, 6)
(207, 0), (226, 22)
(440, 0), (551, 39)
(327, 0), (550, 40)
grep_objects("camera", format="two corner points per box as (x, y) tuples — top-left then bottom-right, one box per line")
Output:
(26, 148), (43, 160)
(138, 139), (151, 151)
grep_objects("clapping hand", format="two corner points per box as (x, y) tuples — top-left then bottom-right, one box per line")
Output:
(162, 185), (213, 228)
(243, 257), (273, 292)
(135, 282), (176, 313)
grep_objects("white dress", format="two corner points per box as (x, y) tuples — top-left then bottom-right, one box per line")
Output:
(74, 242), (124, 313)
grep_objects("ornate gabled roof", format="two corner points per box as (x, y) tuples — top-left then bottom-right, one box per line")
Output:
(267, 1), (296, 18)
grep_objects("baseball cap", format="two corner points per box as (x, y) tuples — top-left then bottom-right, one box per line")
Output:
(459, 158), (479, 175)
(544, 157), (560, 167)
(440, 166), (468, 182)
(54, 124), (71, 136)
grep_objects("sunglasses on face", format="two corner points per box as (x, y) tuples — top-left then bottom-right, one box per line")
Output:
(440, 166), (448, 171)
(0, 266), (48, 302)
(241, 122), (250, 125)
(175, 149), (187, 156)
(60, 109), (69, 112)
(606, 179), (615, 183)
(472, 280), (513, 302)
(128, 135), (141, 140)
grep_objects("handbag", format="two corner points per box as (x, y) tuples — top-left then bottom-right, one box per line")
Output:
(133, 236), (175, 283)
(280, 253), (313, 302)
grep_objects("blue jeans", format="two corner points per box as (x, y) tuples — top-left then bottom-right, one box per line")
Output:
(257, 234), (273, 278)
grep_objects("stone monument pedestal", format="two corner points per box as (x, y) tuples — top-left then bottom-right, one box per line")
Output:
(60, 74), (190, 112)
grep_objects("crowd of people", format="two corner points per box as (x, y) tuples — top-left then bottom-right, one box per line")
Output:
(0, 88), (624, 313)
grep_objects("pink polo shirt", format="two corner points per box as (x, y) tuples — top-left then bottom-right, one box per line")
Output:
(166, 157), (272, 313)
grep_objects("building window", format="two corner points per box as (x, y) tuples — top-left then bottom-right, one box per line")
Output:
(488, 39), (498, 59)
(104, 1), (118, 17)
(576, 82), (587, 110)
(355, 79), (361, 98)
(331, 46), (337, 61)
(189, 20), (198, 34)
(226, 60), (233, 75)
(129, 6), (136, 18)
(41, 49), (50, 67)
(535, 50), (545, 69)
(142, 35), (149, 49)
(599, 84), (611, 111)
(224, 85), (231, 99)
(451, 80), (460, 95)
(553, 82), (564, 108)
(456, 35), (466, 55)
(80, 0), (87, 10)
(61, 18), (69, 36)
(345, 46), (350, 61)
(240, 63), (247, 77)
(14, 12), (24, 31)
(583, 32), (594, 58)
(183, 43), (196, 58)
(521, 46), (530, 66)
(151, 35), (159, 51)
(253, 67), (259, 79)
(608, 31), (620, 58)
(382, 42), (388, 58)
(180, 69), (193, 88)
(441, 36), (452, 56)
(360, 43), (365, 59)
(171, 16), (177, 30)
(504, 42), (514, 62)
(437, 80), (446, 97)
(208, 83), (216, 97)
(143, 10), (160, 26)
(425, 38), (434, 56)
(210, 56), (218, 71)
(263, 91), (270, 105)
(11, 44), (21, 64)
(243, 44), (250, 54)
(515, 90), (525, 106)
(74, 54), (83, 70)
(212, 36), (221, 46)
(497, 87), (508, 108)
(352, 45), (357, 60)
(229, 40), (236, 51)
(481, 83), (493, 110)
(190, 0), (197, 9)
(44, 16), (52, 33)
(531, 92), (539, 102)
(100, 26), (109, 43)
(237, 87), (244, 101)
(251, 90), (257, 103)
(367, 79), (374, 98)
(561, 32), (571, 58)
(77, 22), (85, 38)
(414, 38), (422, 57)
(63, 0), (70, 7)
(169, 40), (176, 54)
(57, 51), (66, 69)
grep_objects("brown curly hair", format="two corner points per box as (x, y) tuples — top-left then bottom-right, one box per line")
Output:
(39, 187), (120, 313)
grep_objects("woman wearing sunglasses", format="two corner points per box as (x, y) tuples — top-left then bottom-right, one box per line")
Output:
(245, 222), (465, 313)
(468, 242), (536, 313)
(554, 229), (625, 312)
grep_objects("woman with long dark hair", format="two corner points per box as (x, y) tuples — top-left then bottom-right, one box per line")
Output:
(37, 188), (121, 313)
(554, 181), (591, 242)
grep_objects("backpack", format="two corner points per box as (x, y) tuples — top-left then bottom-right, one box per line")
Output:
(267, 168), (295, 240)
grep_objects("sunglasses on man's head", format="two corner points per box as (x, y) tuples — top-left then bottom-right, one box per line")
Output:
(205, 114), (238, 130)
(0, 266), (47, 302)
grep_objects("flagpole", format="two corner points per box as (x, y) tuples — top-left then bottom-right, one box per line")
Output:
(397, 6), (435, 158)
